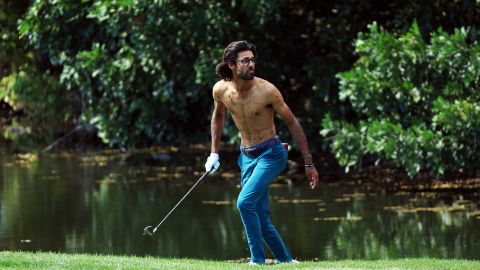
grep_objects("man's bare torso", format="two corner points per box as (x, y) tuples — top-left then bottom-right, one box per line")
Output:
(214, 77), (277, 147)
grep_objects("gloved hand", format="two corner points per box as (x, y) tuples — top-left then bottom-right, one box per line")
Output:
(205, 153), (220, 173)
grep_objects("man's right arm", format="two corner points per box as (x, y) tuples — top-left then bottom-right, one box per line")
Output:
(205, 83), (226, 173)
(210, 83), (226, 153)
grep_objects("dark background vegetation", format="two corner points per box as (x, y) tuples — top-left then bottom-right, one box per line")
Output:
(1, 0), (479, 177)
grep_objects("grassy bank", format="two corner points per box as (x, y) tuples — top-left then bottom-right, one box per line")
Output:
(0, 251), (479, 269)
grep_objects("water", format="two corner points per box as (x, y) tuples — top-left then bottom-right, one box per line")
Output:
(0, 149), (479, 260)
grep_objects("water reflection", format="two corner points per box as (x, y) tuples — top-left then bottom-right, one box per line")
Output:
(0, 150), (479, 260)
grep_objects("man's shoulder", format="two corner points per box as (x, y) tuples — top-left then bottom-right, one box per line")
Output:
(213, 80), (229, 92)
(212, 80), (229, 100)
(255, 77), (278, 94)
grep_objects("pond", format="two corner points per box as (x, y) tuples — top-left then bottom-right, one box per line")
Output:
(1, 148), (479, 261)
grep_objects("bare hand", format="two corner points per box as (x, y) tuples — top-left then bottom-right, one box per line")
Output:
(305, 167), (319, 189)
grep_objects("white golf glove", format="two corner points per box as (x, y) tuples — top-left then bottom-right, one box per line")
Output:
(205, 153), (220, 173)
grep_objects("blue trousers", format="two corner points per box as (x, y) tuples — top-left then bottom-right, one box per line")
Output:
(236, 141), (292, 264)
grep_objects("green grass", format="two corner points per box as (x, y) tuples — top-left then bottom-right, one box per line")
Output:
(0, 251), (479, 269)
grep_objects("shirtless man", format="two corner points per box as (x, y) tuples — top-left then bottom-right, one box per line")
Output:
(204, 40), (319, 265)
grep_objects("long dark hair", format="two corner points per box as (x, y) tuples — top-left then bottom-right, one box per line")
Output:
(215, 40), (257, 81)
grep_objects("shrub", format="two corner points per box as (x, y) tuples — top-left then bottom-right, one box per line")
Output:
(322, 22), (480, 177)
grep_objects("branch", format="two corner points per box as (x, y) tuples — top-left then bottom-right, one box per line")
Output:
(42, 125), (85, 153)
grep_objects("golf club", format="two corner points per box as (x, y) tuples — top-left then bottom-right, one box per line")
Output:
(143, 169), (211, 236)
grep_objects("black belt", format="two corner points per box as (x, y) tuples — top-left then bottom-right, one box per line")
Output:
(240, 136), (281, 156)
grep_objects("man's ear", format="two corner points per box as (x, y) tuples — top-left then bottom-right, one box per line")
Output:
(227, 61), (235, 71)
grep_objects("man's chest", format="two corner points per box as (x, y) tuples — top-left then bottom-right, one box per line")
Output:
(222, 90), (272, 117)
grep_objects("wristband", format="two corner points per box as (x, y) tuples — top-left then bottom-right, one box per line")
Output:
(304, 163), (315, 168)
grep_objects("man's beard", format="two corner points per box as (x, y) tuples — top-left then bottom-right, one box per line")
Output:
(238, 69), (255, 80)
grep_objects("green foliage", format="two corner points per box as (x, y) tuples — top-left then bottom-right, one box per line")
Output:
(322, 22), (480, 176)
(17, 0), (302, 147)
(1, 68), (78, 146)
(20, 0), (226, 147)
(1, 0), (79, 148)
(308, 0), (480, 145)
(9, 0), (480, 160)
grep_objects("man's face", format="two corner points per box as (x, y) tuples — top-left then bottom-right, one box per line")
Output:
(232, 50), (255, 80)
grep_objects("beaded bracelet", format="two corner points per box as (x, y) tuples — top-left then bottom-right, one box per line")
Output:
(304, 163), (315, 168)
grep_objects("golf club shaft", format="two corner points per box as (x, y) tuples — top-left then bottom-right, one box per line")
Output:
(153, 170), (210, 233)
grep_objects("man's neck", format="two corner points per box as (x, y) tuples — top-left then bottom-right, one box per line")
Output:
(232, 76), (255, 93)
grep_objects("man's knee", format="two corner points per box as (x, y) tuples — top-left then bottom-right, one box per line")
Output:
(237, 196), (255, 212)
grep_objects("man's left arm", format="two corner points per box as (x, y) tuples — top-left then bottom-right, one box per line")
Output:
(270, 86), (319, 189)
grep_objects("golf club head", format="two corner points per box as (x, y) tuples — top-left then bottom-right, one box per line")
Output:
(143, 226), (154, 236)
